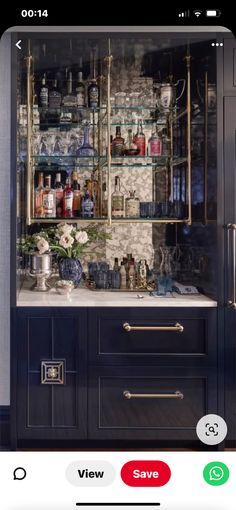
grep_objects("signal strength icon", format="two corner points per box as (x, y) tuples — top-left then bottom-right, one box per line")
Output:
(178, 10), (190, 17)
(194, 10), (202, 17)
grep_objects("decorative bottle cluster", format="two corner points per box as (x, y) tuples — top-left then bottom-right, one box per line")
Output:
(34, 171), (99, 219)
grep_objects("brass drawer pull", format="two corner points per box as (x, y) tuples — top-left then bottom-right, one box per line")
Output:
(123, 390), (184, 400)
(123, 322), (184, 333)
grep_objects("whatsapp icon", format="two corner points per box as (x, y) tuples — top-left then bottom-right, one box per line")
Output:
(203, 462), (229, 486)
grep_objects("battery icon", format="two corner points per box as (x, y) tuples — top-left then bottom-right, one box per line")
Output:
(206, 9), (221, 17)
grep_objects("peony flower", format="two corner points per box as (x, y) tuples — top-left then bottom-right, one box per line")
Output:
(59, 234), (74, 249)
(37, 238), (50, 254)
(75, 231), (88, 244)
(58, 223), (75, 235)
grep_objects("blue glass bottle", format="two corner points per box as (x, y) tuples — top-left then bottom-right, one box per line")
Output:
(81, 191), (94, 218)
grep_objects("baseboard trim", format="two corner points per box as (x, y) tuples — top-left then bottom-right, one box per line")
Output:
(0, 405), (10, 450)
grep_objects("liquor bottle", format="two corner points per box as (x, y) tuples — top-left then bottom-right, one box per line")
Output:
(124, 129), (139, 156)
(54, 172), (64, 218)
(39, 73), (48, 109)
(120, 262), (127, 289)
(76, 62), (85, 107)
(42, 175), (56, 218)
(48, 79), (62, 110)
(113, 257), (119, 271)
(125, 190), (140, 218)
(112, 126), (125, 157)
(148, 127), (162, 156)
(128, 262), (136, 290)
(63, 71), (77, 107)
(63, 176), (74, 218)
(34, 172), (44, 218)
(81, 190), (94, 218)
(112, 176), (125, 217)
(134, 120), (146, 156)
(72, 171), (81, 217)
(88, 50), (99, 108)
(88, 79), (99, 108)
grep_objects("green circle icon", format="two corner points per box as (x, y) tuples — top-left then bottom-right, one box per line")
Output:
(203, 462), (229, 486)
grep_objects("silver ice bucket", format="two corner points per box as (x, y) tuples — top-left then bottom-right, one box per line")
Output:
(28, 252), (52, 291)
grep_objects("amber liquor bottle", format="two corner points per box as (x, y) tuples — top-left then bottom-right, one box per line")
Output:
(112, 126), (125, 156)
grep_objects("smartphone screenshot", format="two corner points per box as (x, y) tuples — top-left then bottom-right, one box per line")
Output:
(0, 7), (236, 509)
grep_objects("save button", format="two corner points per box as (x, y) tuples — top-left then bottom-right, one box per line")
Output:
(121, 460), (171, 487)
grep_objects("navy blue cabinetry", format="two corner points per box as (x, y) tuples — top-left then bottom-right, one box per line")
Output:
(87, 307), (218, 442)
(13, 308), (87, 442)
(13, 306), (218, 446)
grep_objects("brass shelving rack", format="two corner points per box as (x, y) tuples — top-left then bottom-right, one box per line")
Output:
(25, 39), (192, 226)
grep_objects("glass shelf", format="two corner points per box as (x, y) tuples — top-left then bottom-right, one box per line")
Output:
(31, 155), (107, 168)
(110, 156), (187, 167)
(38, 106), (107, 113)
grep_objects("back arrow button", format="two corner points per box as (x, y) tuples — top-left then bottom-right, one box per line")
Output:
(16, 40), (22, 50)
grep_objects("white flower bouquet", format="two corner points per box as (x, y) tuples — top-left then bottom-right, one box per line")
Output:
(21, 223), (110, 259)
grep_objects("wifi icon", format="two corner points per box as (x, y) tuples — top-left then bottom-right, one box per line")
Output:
(194, 10), (202, 17)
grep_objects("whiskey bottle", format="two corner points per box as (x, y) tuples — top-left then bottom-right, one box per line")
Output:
(54, 172), (64, 218)
(42, 175), (56, 218)
(81, 190), (94, 218)
(112, 176), (125, 217)
(39, 73), (48, 109)
(72, 171), (81, 217)
(134, 120), (146, 156)
(63, 176), (74, 218)
(34, 172), (44, 218)
(112, 127), (125, 157)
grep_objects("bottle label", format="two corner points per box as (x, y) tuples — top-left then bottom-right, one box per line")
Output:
(43, 193), (54, 214)
(135, 136), (146, 156)
(64, 192), (73, 212)
(89, 86), (99, 107)
(49, 92), (61, 109)
(112, 196), (124, 217)
(40, 87), (48, 108)
(126, 199), (140, 218)
(150, 138), (162, 156)
(77, 91), (85, 107)
(82, 199), (94, 217)
(56, 190), (64, 217)
(112, 141), (124, 157)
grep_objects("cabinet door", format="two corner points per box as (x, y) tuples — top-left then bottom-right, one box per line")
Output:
(16, 308), (87, 441)
(88, 307), (217, 366)
(88, 366), (217, 441)
(224, 38), (236, 94)
(224, 97), (236, 442)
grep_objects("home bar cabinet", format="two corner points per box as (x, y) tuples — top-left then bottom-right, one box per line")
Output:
(11, 27), (236, 449)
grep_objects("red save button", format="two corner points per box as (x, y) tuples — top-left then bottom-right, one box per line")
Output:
(121, 460), (171, 487)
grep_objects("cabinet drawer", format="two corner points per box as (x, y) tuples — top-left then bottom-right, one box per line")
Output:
(88, 366), (217, 440)
(89, 308), (216, 364)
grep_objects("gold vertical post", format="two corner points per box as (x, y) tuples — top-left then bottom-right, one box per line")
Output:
(104, 39), (112, 226)
(26, 42), (33, 226)
(204, 69), (208, 224)
(169, 114), (174, 201)
(185, 52), (192, 224)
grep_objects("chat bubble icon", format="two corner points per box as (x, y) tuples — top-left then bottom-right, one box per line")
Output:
(203, 461), (229, 486)
(13, 467), (27, 480)
(209, 466), (224, 481)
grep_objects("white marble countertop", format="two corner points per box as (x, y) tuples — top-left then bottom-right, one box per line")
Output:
(17, 285), (217, 307)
